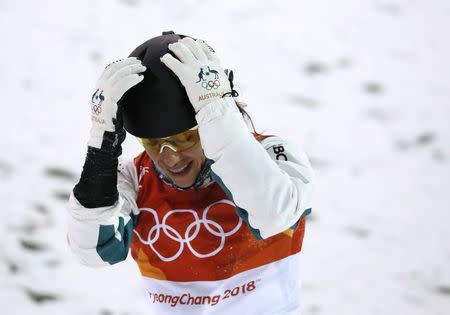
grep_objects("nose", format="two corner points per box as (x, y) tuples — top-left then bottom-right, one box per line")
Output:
(160, 146), (182, 167)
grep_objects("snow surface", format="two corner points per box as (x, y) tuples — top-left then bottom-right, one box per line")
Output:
(1, 0), (449, 314)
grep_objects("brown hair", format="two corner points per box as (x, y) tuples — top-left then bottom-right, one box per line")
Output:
(235, 100), (260, 136)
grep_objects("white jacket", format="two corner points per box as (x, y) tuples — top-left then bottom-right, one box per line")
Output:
(67, 97), (314, 314)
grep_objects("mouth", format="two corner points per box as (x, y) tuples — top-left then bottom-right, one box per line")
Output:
(167, 161), (193, 177)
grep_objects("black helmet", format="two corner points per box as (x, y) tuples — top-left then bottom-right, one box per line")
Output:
(119, 31), (197, 138)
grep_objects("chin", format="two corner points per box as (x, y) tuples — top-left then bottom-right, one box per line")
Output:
(171, 177), (196, 188)
(168, 171), (197, 188)
(164, 161), (201, 188)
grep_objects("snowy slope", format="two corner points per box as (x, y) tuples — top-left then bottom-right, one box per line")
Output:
(1, 0), (449, 314)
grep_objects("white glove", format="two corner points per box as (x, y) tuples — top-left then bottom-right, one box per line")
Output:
(160, 37), (232, 113)
(88, 57), (146, 149)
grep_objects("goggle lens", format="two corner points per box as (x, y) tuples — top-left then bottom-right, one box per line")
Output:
(139, 127), (200, 153)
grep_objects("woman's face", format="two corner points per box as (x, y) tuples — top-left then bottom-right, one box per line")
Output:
(145, 142), (206, 188)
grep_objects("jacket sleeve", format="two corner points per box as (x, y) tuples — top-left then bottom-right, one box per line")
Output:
(66, 159), (140, 267)
(196, 97), (314, 239)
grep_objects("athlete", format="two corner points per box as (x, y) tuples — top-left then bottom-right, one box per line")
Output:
(67, 31), (314, 314)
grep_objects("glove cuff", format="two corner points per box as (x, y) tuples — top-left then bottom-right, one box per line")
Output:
(73, 147), (119, 208)
(88, 105), (125, 156)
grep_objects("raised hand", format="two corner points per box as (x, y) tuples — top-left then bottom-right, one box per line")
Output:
(160, 37), (231, 113)
(88, 57), (146, 150)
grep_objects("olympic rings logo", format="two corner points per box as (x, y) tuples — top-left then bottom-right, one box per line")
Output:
(92, 104), (102, 115)
(201, 80), (220, 90)
(134, 199), (242, 262)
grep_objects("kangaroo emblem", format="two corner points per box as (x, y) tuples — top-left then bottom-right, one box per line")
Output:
(196, 68), (205, 83)
(91, 88), (105, 105)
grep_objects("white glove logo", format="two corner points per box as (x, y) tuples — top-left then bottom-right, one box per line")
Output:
(91, 88), (105, 115)
(196, 66), (221, 90)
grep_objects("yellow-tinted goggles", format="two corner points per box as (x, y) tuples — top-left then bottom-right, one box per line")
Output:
(139, 126), (200, 153)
